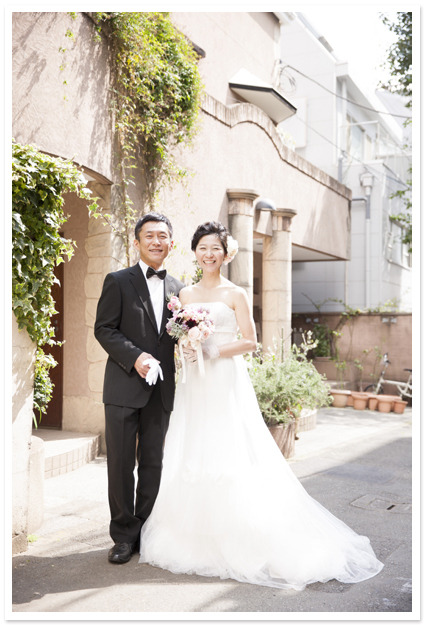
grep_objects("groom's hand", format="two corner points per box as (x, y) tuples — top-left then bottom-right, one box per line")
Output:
(134, 352), (160, 378)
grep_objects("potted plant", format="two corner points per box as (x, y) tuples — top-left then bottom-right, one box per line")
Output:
(248, 332), (332, 459)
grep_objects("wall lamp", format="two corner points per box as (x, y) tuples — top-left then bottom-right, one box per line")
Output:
(255, 198), (276, 211)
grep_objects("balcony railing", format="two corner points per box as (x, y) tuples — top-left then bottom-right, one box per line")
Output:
(339, 120), (411, 181)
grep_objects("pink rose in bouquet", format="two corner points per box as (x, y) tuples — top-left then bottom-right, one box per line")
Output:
(188, 326), (202, 342)
(167, 295), (181, 312)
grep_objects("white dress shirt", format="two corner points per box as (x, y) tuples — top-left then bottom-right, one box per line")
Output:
(139, 260), (165, 332)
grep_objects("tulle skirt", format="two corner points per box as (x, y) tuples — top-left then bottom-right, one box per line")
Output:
(139, 354), (383, 590)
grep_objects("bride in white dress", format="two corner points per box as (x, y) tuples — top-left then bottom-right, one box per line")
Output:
(139, 221), (383, 591)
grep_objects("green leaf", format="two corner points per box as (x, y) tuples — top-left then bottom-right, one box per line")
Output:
(12, 139), (99, 420)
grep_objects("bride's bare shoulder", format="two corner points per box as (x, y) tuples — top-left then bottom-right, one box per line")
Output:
(223, 279), (245, 297)
(228, 283), (249, 308)
(220, 280), (248, 310)
(179, 284), (201, 305)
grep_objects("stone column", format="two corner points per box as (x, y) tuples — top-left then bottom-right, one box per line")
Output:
(62, 182), (124, 453)
(84, 182), (125, 453)
(226, 189), (259, 309)
(262, 208), (297, 357)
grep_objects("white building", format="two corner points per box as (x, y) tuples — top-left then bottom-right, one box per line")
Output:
(276, 12), (412, 313)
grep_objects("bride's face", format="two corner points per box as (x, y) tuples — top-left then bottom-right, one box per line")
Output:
(195, 234), (226, 273)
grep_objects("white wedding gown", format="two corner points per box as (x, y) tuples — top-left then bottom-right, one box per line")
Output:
(139, 302), (383, 590)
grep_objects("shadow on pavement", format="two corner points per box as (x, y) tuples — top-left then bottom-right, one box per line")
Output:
(12, 434), (413, 613)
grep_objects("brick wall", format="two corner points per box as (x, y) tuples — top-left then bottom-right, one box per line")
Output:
(293, 313), (412, 392)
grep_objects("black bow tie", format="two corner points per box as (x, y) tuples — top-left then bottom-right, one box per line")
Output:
(146, 266), (167, 280)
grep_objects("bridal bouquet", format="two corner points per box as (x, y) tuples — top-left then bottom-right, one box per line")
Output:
(166, 295), (214, 381)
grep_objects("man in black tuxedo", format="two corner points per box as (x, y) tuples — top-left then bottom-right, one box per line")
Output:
(95, 212), (183, 564)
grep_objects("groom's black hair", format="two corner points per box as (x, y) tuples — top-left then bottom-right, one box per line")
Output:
(191, 221), (229, 255)
(135, 212), (173, 240)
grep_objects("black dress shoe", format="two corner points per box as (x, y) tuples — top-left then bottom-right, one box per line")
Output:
(108, 542), (137, 564)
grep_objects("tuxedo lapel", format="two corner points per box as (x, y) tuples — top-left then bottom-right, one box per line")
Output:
(129, 263), (158, 333)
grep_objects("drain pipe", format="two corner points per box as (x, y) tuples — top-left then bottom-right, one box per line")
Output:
(351, 197), (367, 307)
(359, 173), (375, 308)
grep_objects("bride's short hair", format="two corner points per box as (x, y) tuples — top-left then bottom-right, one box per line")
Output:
(191, 221), (229, 255)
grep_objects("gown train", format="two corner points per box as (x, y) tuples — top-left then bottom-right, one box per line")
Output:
(139, 302), (383, 591)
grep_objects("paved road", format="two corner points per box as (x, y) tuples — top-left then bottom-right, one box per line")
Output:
(11, 408), (415, 617)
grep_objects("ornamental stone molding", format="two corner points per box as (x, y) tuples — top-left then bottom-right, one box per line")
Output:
(255, 206), (297, 237)
(272, 208), (297, 232)
(202, 93), (351, 200)
(227, 189), (259, 217)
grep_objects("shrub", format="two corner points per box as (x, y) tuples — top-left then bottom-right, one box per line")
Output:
(248, 332), (332, 425)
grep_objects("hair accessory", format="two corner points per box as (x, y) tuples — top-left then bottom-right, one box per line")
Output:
(223, 235), (239, 265)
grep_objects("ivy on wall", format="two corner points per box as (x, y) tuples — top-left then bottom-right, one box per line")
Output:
(89, 12), (203, 262)
(13, 12), (202, 421)
(12, 140), (98, 421)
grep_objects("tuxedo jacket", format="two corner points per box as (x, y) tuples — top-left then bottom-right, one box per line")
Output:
(94, 263), (183, 412)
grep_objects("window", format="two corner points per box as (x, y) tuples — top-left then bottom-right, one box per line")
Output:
(389, 220), (411, 268)
(346, 115), (364, 161)
(364, 134), (373, 161)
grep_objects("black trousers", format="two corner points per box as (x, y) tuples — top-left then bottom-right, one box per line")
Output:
(104, 384), (171, 545)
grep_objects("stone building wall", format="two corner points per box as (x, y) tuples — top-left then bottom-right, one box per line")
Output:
(12, 318), (36, 553)
(12, 12), (114, 181)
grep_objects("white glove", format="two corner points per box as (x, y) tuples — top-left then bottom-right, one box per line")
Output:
(144, 359), (164, 386)
(202, 344), (220, 360)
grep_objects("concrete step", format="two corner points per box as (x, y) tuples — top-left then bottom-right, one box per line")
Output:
(32, 429), (101, 479)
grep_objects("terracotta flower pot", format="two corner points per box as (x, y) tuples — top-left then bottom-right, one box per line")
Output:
(268, 421), (296, 459)
(367, 394), (379, 411)
(390, 395), (401, 410)
(376, 395), (399, 413)
(393, 399), (408, 414)
(351, 392), (369, 411)
(346, 393), (354, 407)
(331, 389), (351, 408)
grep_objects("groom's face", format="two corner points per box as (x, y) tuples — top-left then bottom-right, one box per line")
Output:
(134, 221), (173, 270)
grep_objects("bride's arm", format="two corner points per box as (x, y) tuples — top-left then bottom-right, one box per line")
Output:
(212, 289), (257, 358)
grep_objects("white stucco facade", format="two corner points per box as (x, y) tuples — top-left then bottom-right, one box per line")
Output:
(278, 12), (412, 313)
